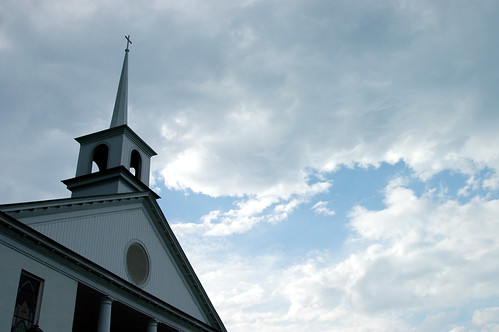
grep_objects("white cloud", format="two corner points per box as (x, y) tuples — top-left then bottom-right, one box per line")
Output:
(417, 311), (459, 332)
(312, 201), (336, 216)
(144, 1), (499, 208)
(483, 172), (499, 191)
(3, 1), (499, 331)
(3, 0), (499, 206)
(172, 179), (331, 236)
(177, 180), (499, 331)
(472, 307), (499, 327)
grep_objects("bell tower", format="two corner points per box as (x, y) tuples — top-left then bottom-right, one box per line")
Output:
(63, 36), (157, 198)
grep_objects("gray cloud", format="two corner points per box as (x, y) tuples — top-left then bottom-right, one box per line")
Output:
(2, 1), (499, 330)
(2, 1), (498, 202)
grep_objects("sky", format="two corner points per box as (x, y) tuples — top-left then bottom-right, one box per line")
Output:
(1, 0), (499, 331)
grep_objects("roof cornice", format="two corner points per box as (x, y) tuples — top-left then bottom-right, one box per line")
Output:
(75, 125), (157, 157)
(62, 165), (160, 199)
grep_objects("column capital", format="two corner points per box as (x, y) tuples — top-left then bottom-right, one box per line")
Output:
(146, 318), (158, 332)
(100, 296), (114, 304)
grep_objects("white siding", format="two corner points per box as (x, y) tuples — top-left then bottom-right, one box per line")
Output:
(26, 203), (206, 323)
(0, 243), (78, 332)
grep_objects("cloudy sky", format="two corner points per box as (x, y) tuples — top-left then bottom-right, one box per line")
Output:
(2, 0), (499, 331)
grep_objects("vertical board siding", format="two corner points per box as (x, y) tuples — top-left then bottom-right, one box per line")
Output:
(30, 206), (206, 322)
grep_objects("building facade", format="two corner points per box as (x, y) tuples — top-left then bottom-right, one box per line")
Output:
(0, 39), (226, 332)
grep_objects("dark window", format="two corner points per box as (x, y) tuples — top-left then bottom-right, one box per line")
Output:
(126, 242), (149, 285)
(11, 272), (43, 332)
(130, 150), (142, 179)
(92, 144), (109, 172)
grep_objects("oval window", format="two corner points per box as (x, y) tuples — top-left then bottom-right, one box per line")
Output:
(125, 242), (150, 285)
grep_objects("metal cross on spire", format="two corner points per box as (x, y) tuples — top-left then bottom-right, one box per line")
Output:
(125, 35), (132, 52)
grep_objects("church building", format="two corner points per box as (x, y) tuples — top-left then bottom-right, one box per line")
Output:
(0, 37), (226, 332)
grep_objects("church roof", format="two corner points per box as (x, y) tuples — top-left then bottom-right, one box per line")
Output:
(0, 192), (226, 332)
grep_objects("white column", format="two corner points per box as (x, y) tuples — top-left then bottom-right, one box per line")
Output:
(97, 296), (113, 332)
(146, 319), (158, 332)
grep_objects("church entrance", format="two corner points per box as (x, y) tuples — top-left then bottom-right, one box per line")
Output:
(71, 283), (177, 332)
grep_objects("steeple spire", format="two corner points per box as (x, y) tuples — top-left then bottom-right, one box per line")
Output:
(65, 35), (157, 199)
(110, 35), (132, 128)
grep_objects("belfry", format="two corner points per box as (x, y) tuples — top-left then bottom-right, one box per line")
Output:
(0, 37), (226, 332)
(64, 36), (156, 198)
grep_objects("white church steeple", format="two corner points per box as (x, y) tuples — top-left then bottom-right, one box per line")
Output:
(110, 35), (131, 128)
(63, 36), (157, 198)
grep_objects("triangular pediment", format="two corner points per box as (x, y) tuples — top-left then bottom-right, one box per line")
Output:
(0, 193), (223, 329)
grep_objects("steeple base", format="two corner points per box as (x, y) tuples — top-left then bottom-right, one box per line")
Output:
(63, 166), (159, 199)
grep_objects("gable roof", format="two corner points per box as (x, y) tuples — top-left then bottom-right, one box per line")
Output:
(0, 192), (226, 332)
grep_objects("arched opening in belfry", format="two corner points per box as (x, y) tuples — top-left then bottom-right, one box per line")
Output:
(130, 150), (142, 179)
(91, 144), (109, 173)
